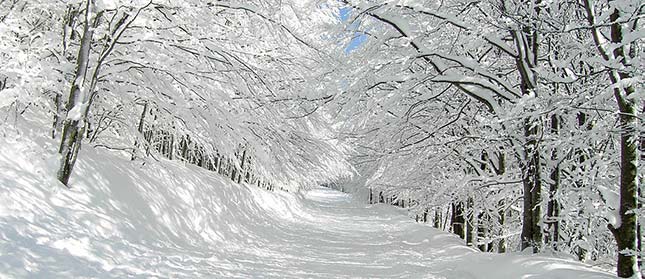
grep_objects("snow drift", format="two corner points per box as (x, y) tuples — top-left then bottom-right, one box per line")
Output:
(0, 128), (311, 278)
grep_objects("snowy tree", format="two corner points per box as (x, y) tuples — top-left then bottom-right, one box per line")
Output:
(328, 0), (642, 276)
(582, 0), (642, 276)
(17, 0), (353, 187)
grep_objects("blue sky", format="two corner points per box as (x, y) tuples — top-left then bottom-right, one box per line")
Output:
(339, 7), (367, 53)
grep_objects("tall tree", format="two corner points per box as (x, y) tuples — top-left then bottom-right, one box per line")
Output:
(583, 0), (642, 276)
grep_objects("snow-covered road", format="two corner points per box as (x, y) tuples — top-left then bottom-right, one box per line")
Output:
(227, 187), (455, 278)
(0, 137), (615, 278)
(215, 187), (614, 279)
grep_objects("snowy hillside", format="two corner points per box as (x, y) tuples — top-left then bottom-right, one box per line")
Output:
(0, 128), (615, 278)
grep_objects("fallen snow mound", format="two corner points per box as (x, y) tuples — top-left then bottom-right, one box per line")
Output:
(0, 130), (615, 278)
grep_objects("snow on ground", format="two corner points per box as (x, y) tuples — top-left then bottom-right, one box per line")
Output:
(0, 129), (616, 278)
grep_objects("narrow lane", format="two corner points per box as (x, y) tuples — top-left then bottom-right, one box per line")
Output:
(208, 187), (613, 279)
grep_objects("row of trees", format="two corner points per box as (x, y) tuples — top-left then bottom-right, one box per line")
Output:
(0, 0), (351, 191)
(1, 0), (640, 276)
(331, 0), (641, 277)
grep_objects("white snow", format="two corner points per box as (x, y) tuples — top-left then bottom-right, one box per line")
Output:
(483, 34), (517, 57)
(96, 0), (118, 11)
(0, 129), (616, 278)
(66, 103), (84, 121)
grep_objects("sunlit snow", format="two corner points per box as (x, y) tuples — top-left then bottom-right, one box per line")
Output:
(0, 132), (614, 278)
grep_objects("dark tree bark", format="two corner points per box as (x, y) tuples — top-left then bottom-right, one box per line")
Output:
(513, 15), (543, 252)
(477, 211), (488, 252)
(520, 118), (543, 252)
(452, 202), (465, 239)
(498, 199), (507, 253)
(546, 114), (561, 250)
(582, 0), (640, 276)
(237, 147), (247, 184)
(608, 4), (640, 277)
(466, 197), (474, 246)
(423, 209), (428, 223)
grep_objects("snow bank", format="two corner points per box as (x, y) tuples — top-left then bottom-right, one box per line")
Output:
(0, 128), (308, 278)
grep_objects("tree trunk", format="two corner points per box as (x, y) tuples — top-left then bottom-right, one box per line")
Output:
(546, 114), (561, 250)
(217, 154), (223, 174)
(131, 101), (148, 160)
(639, 185), (643, 271)
(434, 207), (441, 229)
(168, 134), (174, 160)
(423, 209), (428, 223)
(452, 202), (465, 239)
(498, 199), (507, 253)
(57, 0), (99, 186)
(520, 120), (543, 252)
(477, 212), (488, 252)
(581, 0), (641, 275)
(608, 3), (640, 276)
(237, 148), (247, 184)
(610, 94), (639, 277)
(466, 197), (474, 246)
(493, 151), (507, 253)
(52, 93), (63, 139)
(513, 19), (543, 252)
(610, 75), (640, 276)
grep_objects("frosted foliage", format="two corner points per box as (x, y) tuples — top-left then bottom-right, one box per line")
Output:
(327, 0), (643, 275)
(0, 0), (352, 189)
(0, 0), (642, 277)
